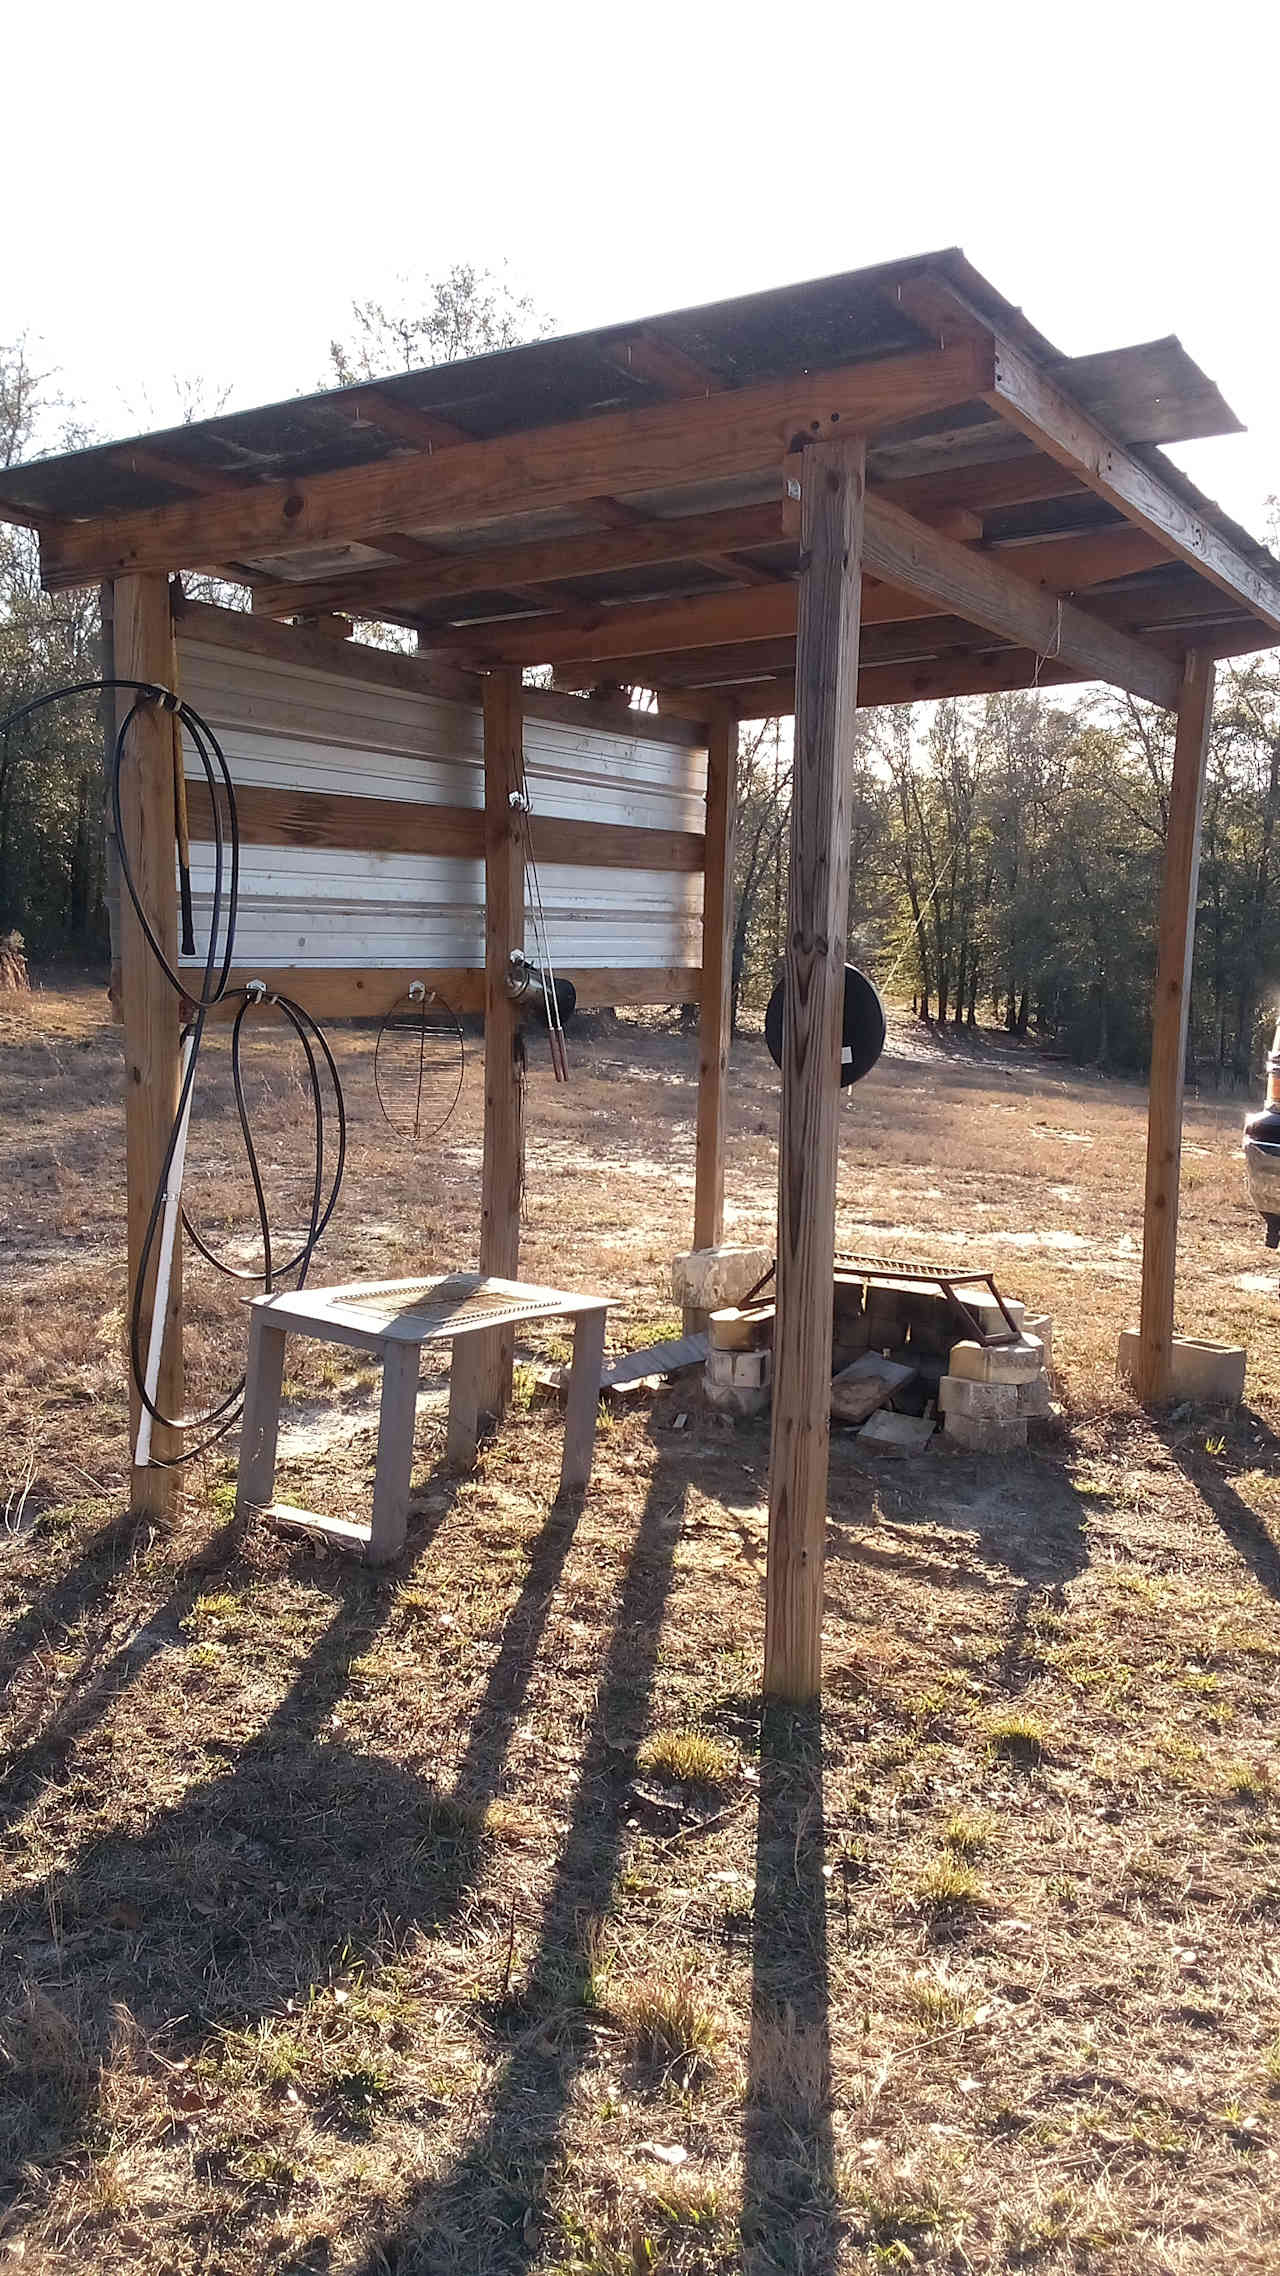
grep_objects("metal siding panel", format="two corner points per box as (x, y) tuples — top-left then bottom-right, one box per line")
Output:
(176, 638), (705, 977)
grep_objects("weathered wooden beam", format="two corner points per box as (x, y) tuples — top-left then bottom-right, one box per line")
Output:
(331, 387), (471, 451)
(693, 707), (737, 1252)
(184, 777), (705, 872)
(249, 503), (786, 621)
(114, 574), (183, 1513)
(1134, 652), (1217, 1401)
(200, 965), (703, 1021)
(39, 339), (996, 587)
(766, 437), (866, 1705)
(439, 501), (1179, 706)
(986, 339), (1280, 635)
(874, 454), (1085, 520)
(603, 330), (718, 397)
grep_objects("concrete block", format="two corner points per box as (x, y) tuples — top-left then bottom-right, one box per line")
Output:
(708, 1303), (774, 1353)
(704, 1378), (770, 1418)
(706, 1347), (772, 1390)
(864, 1282), (914, 1349)
(938, 1375), (1019, 1420)
(1021, 1314), (1054, 1372)
(830, 1351), (915, 1425)
(1116, 1330), (1246, 1406)
(671, 1246), (772, 1313)
(942, 1410), (1028, 1454)
(857, 1409), (936, 1456)
(948, 1333), (1044, 1386)
(1016, 1372), (1053, 1418)
(955, 1290), (1025, 1337)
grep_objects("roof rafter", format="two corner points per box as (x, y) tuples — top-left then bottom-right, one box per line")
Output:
(37, 337), (996, 588)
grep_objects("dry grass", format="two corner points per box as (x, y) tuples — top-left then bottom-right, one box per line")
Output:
(1, 979), (1279, 2270)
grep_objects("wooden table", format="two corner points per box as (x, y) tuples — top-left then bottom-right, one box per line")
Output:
(236, 1272), (612, 1562)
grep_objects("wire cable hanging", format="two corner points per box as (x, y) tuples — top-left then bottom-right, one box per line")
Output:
(1, 676), (348, 1466)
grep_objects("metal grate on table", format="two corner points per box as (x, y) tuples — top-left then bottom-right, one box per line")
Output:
(287, 1273), (604, 1342)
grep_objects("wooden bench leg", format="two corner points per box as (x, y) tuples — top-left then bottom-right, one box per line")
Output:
(560, 1308), (607, 1498)
(446, 1340), (481, 1474)
(369, 1340), (421, 1563)
(238, 1313), (287, 1515)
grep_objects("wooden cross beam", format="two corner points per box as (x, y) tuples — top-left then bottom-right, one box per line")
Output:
(38, 340), (995, 587)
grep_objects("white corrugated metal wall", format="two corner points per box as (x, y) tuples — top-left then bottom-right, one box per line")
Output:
(176, 634), (706, 976)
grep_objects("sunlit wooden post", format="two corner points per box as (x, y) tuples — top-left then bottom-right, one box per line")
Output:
(765, 438), (865, 1703)
(1134, 650), (1216, 1401)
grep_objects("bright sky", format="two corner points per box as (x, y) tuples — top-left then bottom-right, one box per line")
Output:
(7, 1), (1279, 540)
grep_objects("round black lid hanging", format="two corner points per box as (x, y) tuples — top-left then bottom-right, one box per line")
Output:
(765, 965), (886, 1088)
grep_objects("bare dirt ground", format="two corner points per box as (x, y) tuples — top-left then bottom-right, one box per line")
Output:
(1, 977), (1279, 2274)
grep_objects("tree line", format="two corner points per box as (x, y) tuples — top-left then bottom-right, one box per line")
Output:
(731, 655), (1280, 1083)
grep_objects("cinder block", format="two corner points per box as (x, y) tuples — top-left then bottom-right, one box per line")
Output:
(830, 1350), (915, 1425)
(1021, 1314), (1054, 1372)
(706, 1347), (772, 1390)
(857, 1409), (936, 1456)
(704, 1378), (770, 1418)
(1016, 1373), (1053, 1418)
(1116, 1330), (1246, 1406)
(956, 1290), (1025, 1337)
(709, 1303), (774, 1353)
(865, 1282), (914, 1349)
(943, 1410), (1028, 1454)
(948, 1334), (1044, 1386)
(938, 1375), (1019, 1420)
(898, 1291), (956, 1356)
(671, 1246), (772, 1312)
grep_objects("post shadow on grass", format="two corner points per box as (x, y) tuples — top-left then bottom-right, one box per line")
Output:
(348, 1440), (692, 2276)
(742, 1701), (839, 2276)
(0, 1508), (249, 1840)
(1154, 1404), (1280, 1601)
(0, 1435), (630, 2217)
(0, 1463), (471, 2199)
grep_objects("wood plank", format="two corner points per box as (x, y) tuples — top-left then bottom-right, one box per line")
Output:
(694, 707), (737, 1251)
(249, 503), (787, 621)
(473, 670), (526, 1424)
(454, 504), (1179, 706)
(40, 339), (996, 587)
(1134, 652), (1216, 1401)
(184, 778), (705, 873)
(175, 596), (708, 747)
(174, 594), (482, 703)
(368, 1339), (421, 1561)
(333, 387), (470, 451)
(874, 456), (1085, 519)
(986, 338), (1280, 635)
(766, 436), (865, 1706)
(603, 330), (718, 396)
(860, 498), (1180, 707)
(198, 965), (703, 1021)
(559, 1307), (608, 1496)
(115, 573), (183, 1513)
(728, 648), (1085, 717)
(112, 445), (246, 497)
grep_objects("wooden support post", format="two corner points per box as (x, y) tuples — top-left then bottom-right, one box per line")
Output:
(693, 706), (737, 1252)
(764, 438), (865, 1704)
(114, 573), (183, 1513)
(471, 667), (526, 1425)
(1134, 651), (1216, 1402)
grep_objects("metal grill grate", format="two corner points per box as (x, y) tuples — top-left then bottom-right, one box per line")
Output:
(331, 1274), (580, 1338)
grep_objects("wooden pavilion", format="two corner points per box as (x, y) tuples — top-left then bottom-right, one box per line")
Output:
(5, 247), (1280, 1700)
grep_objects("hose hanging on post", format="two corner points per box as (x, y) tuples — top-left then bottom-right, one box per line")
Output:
(0, 676), (348, 1468)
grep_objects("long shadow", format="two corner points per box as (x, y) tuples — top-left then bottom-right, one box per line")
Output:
(0, 1444), (576, 2201)
(0, 1510), (249, 1834)
(1155, 1404), (1280, 1601)
(351, 1440), (690, 2275)
(742, 1702), (837, 2276)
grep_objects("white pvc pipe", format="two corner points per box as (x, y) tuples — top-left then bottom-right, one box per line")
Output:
(134, 1028), (196, 1470)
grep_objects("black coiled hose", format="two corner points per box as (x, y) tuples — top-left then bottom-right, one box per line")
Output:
(0, 677), (346, 1464)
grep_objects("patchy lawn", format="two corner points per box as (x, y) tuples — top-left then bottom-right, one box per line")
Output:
(1, 978), (1278, 2272)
